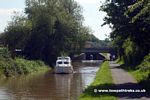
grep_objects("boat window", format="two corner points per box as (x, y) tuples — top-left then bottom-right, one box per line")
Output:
(58, 62), (62, 64)
(64, 62), (69, 64)
(65, 58), (68, 60)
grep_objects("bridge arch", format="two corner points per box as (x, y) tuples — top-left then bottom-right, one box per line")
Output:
(82, 47), (117, 60)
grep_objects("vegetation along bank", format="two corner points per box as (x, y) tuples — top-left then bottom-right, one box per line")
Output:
(0, 48), (50, 77)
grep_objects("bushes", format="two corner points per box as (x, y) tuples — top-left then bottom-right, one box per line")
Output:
(138, 54), (150, 71)
(0, 48), (50, 77)
(0, 48), (15, 76)
(132, 54), (150, 82)
(131, 54), (150, 91)
(14, 58), (50, 75)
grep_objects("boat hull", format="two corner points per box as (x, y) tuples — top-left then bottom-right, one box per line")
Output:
(54, 66), (73, 74)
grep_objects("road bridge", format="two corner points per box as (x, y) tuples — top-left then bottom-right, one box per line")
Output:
(71, 47), (117, 60)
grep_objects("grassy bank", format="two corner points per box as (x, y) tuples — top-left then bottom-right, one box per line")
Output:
(79, 61), (117, 100)
(0, 48), (50, 77)
(116, 54), (150, 92)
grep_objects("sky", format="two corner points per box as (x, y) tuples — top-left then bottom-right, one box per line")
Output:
(0, 0), (111, 40)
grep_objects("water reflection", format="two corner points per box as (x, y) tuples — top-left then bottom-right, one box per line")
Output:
(0, 61), (100, 100)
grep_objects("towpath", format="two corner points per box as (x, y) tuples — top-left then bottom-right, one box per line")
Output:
(109, 61), (150, 100)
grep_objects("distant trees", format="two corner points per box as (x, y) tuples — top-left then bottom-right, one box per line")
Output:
(100, 0), (150, 65)
(1, 0), (97, 65)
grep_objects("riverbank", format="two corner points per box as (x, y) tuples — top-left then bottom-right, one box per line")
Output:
(0, 58), (50, 77)
(116, 54), (150, 92)
(0, 49), (50, 77)
(79, 61), (117, 100)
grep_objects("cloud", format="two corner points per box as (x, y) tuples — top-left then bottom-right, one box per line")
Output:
(75, 0), (99, 4)
(0, 8), (23, 15)
(0, 8), (23, 32)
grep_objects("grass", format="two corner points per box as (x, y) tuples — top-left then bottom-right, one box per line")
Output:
(116, 57), (124, 65)
(100, 53), (108, 58)
(79, 61), (117, 100)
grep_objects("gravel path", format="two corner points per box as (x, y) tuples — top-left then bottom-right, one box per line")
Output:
(109, 61), (149, 100)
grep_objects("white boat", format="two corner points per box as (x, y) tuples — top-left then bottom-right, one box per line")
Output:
(54, 57), (74, 74)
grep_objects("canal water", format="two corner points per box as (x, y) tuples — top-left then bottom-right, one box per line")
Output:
(0, 61), (101, 100)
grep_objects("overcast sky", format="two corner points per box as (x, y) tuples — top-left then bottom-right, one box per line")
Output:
(0, 0), (111, 40)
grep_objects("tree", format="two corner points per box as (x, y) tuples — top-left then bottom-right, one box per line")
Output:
(3, 0), (99, 65)
(126, 0), (150, 55)
(0, 32), (6, 45)
(3, 12), (32, 58)
(2, 0), (95, 66)
(100, 0), (149, 65)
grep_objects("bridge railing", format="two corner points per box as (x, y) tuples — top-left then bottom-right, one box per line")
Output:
(82, 47), (116, 53)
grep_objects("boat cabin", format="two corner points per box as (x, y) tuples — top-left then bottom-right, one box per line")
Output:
(56, 57), (71, 67)
(55, 56), (73, 73)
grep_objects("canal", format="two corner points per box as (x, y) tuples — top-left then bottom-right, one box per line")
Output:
(0, 61), (101, 100)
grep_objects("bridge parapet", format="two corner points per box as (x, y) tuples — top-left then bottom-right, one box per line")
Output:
(82, 47), (116, 53)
